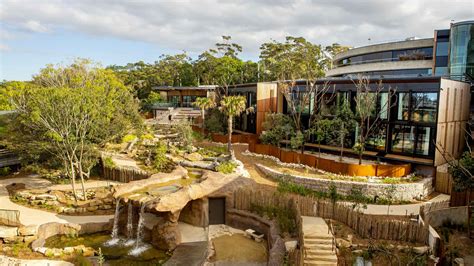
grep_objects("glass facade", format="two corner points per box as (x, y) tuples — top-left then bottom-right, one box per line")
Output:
(434, 29), (450, 76)
(449, 21), (474, 78)
(336, 47), (433, 67)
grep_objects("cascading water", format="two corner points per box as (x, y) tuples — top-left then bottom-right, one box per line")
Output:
(129, 203), (148, 256)
(124, 201), (135, 246)
(105, 198), (121, 246)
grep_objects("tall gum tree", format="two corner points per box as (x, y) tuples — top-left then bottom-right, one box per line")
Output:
(8, 59), (141, 201)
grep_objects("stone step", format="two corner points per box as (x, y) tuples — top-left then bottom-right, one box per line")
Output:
(304, 243), (333, 250)
(304, 238), (333, 245)
(304, 234), (333, 240)
(303, 261), (337, 266)
(306, 249), (334, 256)
(304, 254), (338, 263)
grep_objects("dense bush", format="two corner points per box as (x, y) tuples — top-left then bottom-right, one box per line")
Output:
(153, 141), (171, 171)
(174, 121), (194, 150)
(204, 108), (226, 134)
(216, 161), (237, 174)
(0, 166), (11, 176)
(260, 113), (294, 146)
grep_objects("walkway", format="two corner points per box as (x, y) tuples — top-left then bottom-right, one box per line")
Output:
(0, 175), (114, 227)
(232, 144), (276, 187)
(164, 241), (208, 266)
(302, 216), (337, 266)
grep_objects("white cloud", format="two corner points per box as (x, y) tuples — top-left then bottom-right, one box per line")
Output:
(0, 0), (472, 57)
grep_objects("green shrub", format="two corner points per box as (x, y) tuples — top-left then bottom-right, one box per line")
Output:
(192, 130), (204, 142)
(103, 157), (115, 168)
(153, 142), (171, 172)
(250, 203), (297, 235)
(216, 161), (237, 174)
(141, 133), (154, 140)
(260, 113), (294, 146)
(175, 122), (194, 149)
(122, 134), (137, 143)
(382, 177), (401, 184)
(0, 166), (11, 176)
(204, 108), (226, 134)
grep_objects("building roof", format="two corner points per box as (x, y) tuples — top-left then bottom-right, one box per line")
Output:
(152, 85), (216, 91)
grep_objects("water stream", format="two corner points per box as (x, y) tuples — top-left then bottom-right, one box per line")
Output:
(129, 203), (148, 256)
(106, 199), (121, 246)
(125, 201), (135, 246)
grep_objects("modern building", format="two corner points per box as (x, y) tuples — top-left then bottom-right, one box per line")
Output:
(151, 85), (216, 108)
(227, 20), (474, 175)
(326, 20), (474, 81)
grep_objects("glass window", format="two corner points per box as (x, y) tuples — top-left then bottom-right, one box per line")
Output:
(377, 92), (389, 119)
(169, 95), (179, 106)
(397, 93), (410, 120)
(366, 125), (387, 151)
(411, 93), (437, 122)
(415, 127), (431, 155)
(391, 125), (414, 153)
(435, 67), (448, 76)
(436, 42), (449, 57)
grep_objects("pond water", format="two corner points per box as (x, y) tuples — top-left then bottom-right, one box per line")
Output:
(44, 233), (169, 266)
(211, 234), (268, 264)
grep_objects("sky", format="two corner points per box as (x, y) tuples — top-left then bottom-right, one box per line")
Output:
(0, 0), (473, 81)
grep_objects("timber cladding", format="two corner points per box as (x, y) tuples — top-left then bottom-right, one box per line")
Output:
(252, 144), (411, 178)
(233, 186), (428, 243)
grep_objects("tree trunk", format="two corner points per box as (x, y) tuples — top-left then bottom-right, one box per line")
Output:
(201, 108), (206, 136)
(77, 161), (87, 201)
(227, 116), (233, 152)
(340, 123), (345, 161)
(358, 127), (363, 165)
(69, 160), (78, 203)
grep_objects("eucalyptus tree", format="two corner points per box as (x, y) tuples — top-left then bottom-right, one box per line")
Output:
(219, 95), (247, 152)
(9, 59), (141, 201)
(353, 75), (395, 164)
(260, 36), (332, 153)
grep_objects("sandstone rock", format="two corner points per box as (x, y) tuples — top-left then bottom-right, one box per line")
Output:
(151, 219), (181, 250)
(285, 240), (298, 252)
(89, 200), (101, 207)
(413, 246), (429, 254)
(23, 235), (37, 244)
(3, 236), (23, 244)
(0, 226), (18, 238)
(81, 247), (95, 257)
(51, 248), (63, 257)
(18, 225), (37, 236)
(100, 204), (112, 210)
(35, 194), (58, 201)
(337, 238), (351, 248)
(63, 208), (75, 214)
(86, 206), (99, 212)
(35, 247), (48, 254)
(184, 152), (204, 162)
(63, 247), (75, 254)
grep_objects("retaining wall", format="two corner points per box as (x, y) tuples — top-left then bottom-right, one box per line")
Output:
(256, 163), (433, 201)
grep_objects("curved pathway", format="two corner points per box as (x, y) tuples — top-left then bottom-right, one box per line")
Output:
(0, 175), (114, 227)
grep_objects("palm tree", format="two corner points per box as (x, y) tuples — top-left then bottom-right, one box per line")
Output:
(193, 97), (216, 135)
(219, 95), (247, 152)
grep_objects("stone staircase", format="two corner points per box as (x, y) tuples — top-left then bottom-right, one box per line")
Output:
(302, 216), (337, 266)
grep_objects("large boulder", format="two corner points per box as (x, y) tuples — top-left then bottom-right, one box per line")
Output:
(184, 152), (204, 162)
(18, 225), (37, 236)
(151, 211), (181, 250)
(0, 226), (18, 238)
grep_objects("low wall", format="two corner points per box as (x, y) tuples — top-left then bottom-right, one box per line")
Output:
(253, 144), (411, 177)
(205, 132), (411, 178)
(256, 163), (433, 201)
(425, 206), (468, 228)
(226, 209), (285, 266)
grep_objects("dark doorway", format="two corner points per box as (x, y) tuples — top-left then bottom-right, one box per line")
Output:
(209, 198), (226, 224)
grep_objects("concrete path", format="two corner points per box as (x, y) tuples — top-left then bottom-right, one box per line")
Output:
(353, 193), (450, 216)
(302, 216), (337, 266)
(164, 241), (208, 266)
(179, 222), (207, 243)
(0, 175), (114, 227)
(232, 144), (276, 187)
(0, 255), (73, 266)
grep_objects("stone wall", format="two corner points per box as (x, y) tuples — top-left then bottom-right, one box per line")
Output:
(256, 163), (433, 201)
(179, 199), (207, 227)
(425, 206), (468, 228)
(226, 209), (285, 265)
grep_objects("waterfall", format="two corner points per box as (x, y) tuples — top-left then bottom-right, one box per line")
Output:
(127, 201), (134, 238)
(105, 199), (121, 246)
(129, 203), (148, 256)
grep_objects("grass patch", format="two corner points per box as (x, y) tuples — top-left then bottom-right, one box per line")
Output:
(250, 202), (297, 236)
